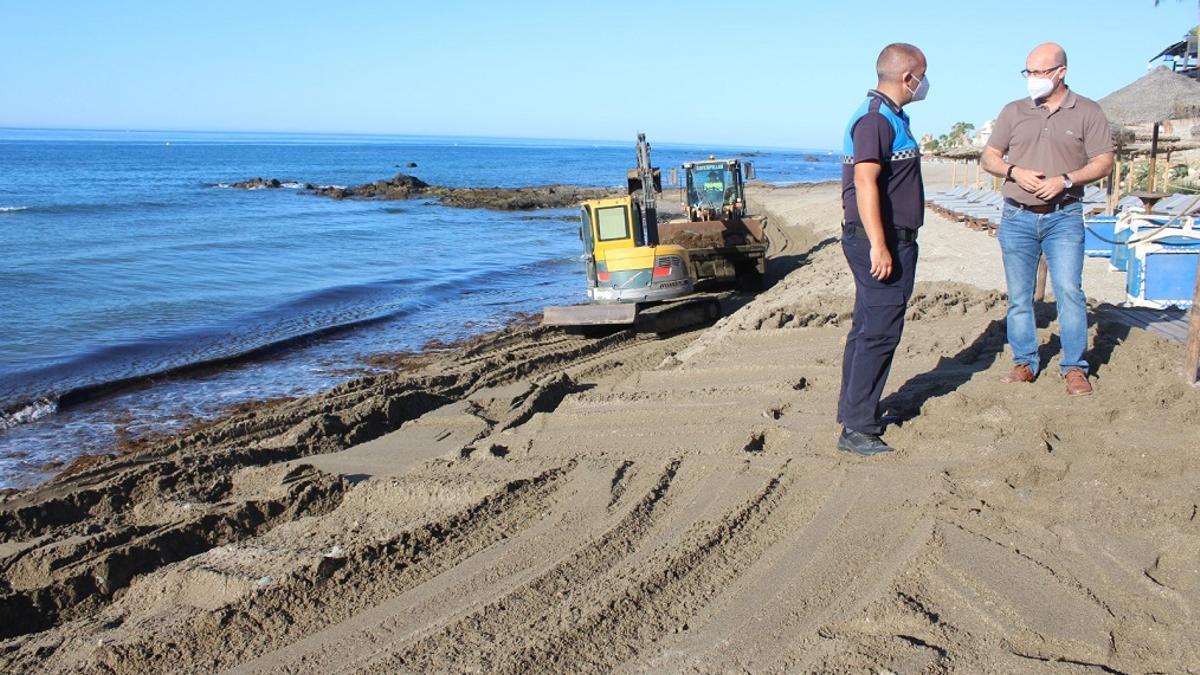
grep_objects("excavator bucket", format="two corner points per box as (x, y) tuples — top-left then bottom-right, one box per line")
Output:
(626, 168), (662, 195)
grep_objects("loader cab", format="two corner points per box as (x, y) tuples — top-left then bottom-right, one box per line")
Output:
(578, 196), (693, 304)
(683, 159), (747, 221)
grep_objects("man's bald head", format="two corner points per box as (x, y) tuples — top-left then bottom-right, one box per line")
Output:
(1027, 42), (1067, 71)
(876, 43), (926, 84)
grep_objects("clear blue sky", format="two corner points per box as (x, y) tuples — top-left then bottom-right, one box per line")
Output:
(2, 1), (1195, 149)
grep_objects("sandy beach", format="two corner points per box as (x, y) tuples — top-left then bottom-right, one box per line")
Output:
(2, 164), (1197, 673)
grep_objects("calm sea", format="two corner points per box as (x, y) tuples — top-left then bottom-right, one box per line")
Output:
(0, 128), (839, 488)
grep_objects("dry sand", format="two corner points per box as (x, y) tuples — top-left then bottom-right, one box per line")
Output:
(2, 167), (1198, 673)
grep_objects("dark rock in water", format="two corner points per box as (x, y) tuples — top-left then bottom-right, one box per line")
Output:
(229, 177), (285, 189)
(736, 151), (766, 157)
(390, 173), (431, 190)
(804, 156), (819, 162)
(307, 173), (431, 201)
(406, 162), (418, 168)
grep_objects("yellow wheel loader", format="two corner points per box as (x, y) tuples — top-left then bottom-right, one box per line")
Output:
(659, 157), (769, 290)
(542, 134), (721, 334)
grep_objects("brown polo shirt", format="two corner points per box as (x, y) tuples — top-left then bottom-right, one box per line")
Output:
(986, 87), (1114, 206)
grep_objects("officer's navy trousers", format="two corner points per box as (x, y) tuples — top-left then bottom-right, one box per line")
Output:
(837, 229), (919, 436)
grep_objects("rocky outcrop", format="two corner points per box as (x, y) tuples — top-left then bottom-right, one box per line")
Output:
(309, 174), (431, 201)
(230, 177), (286, 189)
(428, 184), (616, 210)
(226, 172), (618, 210)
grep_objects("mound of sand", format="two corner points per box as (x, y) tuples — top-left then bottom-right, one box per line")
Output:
(2, 173), (1196, 673)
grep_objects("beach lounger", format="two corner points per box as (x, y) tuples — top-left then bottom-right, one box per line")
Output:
(1153, 194), (1200, 216)
(934, 190), (994, 219)
(1117, 195), (1146, 213)
(964, 206), (1004, 232)
(928, 189), (987, 219)
(926, 186), (969, 203)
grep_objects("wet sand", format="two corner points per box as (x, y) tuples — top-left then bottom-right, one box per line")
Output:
(2, 168), (1197, 673)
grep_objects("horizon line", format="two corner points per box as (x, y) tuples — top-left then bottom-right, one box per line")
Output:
(0, 125), (825, 153)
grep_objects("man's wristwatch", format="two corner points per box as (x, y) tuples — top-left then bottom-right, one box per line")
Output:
(1006, 165), (1016, 181)
(1062, 173), (1073, 189)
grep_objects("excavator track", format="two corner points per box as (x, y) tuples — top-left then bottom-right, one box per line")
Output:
(635, 294), (722, 336)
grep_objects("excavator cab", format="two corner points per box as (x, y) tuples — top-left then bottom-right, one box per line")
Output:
(579, 196), (693, 304)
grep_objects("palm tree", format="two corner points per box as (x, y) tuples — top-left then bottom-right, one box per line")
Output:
(948, 122), (976, 147)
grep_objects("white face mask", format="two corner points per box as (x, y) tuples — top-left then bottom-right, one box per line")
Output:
(1027, 67), (1062, 102)
(905, 73), (930, 103)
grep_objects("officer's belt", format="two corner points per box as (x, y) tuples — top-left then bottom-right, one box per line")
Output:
(844, 223), (918, 243)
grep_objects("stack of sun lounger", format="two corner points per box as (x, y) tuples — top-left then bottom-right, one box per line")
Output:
(1148, 193), (1200, 216)
(927, 187), (1200, 235)
(925, 188), (1004, 233)
(1081, 185), (1107, 215)
(1116, 195), (1145, 212)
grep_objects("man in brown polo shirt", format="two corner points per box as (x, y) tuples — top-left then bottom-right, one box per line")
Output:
(981, 42), (1114, 396)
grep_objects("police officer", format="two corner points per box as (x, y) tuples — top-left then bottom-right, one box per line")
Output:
(837, 43), (929, 456)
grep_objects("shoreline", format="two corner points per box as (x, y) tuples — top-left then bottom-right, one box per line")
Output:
(24, 312), (548, 492)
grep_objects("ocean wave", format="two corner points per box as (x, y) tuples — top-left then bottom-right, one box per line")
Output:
(0, 259), (573, 424)
(0, 397), (59, 431)
(210, 181), (337, 190)
(1, 202), (176, 215)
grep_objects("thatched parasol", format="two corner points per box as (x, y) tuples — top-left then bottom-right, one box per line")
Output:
(933, 146), (985, 187)
(1123, 139), (1200, 157)
(1099, 67), (1200, 191)
(1098, 66), (1200, 126)
(935, 146), (983, 160)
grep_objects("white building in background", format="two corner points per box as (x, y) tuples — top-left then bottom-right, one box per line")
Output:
(973, 119), (996, 147)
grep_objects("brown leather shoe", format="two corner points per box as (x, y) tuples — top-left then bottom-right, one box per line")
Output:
(1000, 363), (1035, 383)
(1064, 368), (1093, 396)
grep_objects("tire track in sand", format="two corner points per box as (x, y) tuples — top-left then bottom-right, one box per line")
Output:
(353, 458), (743, 672)
(12, 465), (569, 674)
(227, 458), (681, 674)
(627, 462), (941, 673)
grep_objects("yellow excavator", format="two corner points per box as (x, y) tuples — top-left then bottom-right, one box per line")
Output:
(542, 134), (721, 333)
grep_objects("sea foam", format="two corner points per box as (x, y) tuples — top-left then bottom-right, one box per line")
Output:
(0, 398), (59, 430)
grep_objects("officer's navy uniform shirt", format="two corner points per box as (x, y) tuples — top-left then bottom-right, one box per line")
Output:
(840, 90), (925, 232)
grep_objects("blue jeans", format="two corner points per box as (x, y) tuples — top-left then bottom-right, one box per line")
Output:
(997, 201), (1088, 375)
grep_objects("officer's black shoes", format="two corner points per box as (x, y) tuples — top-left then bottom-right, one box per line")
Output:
(837, 428), (895, 456)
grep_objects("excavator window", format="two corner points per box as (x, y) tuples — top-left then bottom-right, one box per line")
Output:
(595, 206), (629, 241)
